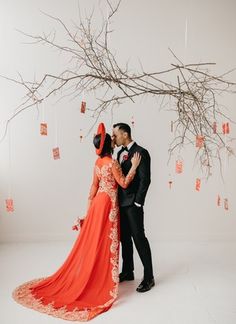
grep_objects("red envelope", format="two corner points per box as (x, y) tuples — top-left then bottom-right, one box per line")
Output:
(222, 122), (230, 134)
(6, 198), (14, 212)
(175, 160), (183, 174)
(53, 147), (60, 160)
(196, 135), (204, 148)
(195, 178), (201, 191)
(40, 123), (48, 136)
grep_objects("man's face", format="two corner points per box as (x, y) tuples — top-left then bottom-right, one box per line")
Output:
(112, 127), (127, 147)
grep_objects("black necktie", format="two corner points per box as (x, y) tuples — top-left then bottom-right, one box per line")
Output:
(120, 146), (129, 154)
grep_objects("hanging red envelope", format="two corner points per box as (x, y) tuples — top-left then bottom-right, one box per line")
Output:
(40, 123), (48, 136)
(175, 160), (183, 174)
(195, 178), (201, 191)
(196, 135), (204, 148)
(222, 122), (230, 134)
(224, 198), (229, 210)
(213, 122), (217, 134)
(80, 101), (86, 113)
(53, 147), (60, 160)
(217, 194), (221, 206)
(6, 198), (14, 212)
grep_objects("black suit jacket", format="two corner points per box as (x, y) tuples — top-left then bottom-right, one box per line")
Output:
(117, 142), (151, 207)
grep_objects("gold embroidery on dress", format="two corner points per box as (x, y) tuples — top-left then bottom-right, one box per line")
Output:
(12, 159), (120, 321)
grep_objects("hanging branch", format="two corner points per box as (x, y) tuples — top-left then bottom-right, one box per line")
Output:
(1, 0), (236, 178)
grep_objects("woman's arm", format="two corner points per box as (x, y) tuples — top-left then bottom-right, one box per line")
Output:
(87, 166), (99, 211)
(111, 152), (141, 188)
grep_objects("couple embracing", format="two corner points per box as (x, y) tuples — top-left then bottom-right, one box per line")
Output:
(13, 122), (155, 321)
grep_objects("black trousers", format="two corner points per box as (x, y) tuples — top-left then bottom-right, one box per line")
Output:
(120, 205), (154, 280)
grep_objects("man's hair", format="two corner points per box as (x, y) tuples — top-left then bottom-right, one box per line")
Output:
(113, 123), (131, 138)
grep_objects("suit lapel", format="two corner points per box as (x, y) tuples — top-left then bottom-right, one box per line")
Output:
(117, 149), (122, 164)
(123, 142), (138, 164)
(117, 142), (138, 165)
(127, 142), (138, 159)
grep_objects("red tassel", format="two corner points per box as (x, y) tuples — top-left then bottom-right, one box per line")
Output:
(213, 122), (217, 134)
(131, 116), (135, 128)
(80, 129), (83, 143)
(224, 198), (229, 210)
(80, 101), (86, 113)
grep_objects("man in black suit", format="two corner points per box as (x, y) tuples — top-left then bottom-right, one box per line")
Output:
(112, 123), (155, 292)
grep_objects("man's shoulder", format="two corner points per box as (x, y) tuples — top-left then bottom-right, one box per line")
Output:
(134, 143), (150, 155)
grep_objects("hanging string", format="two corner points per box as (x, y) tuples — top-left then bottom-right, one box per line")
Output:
(223, 127), (229, 210)
(106, 2), (110, 44)
(6, 122), (14, 212)
(42, 100), (45, 122)
(54, 106), (58, 147)
(184, 17), (188, 66)
(8, 122), (12, 198)
(52, 106), (61, 160)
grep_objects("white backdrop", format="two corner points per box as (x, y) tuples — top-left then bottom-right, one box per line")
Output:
(0, 0), (236, 242)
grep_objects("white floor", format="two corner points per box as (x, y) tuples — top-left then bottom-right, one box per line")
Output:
(0, 240), (236, 324)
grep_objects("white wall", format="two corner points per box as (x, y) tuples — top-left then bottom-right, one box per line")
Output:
(0, 0), (236, 242)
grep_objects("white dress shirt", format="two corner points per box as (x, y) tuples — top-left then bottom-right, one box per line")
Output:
(119, 141), (135, 164)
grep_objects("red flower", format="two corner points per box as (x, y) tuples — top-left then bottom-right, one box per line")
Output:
(123, 154), (129, 161)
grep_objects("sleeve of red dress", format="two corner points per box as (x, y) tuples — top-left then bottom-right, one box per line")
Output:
(111, 160), (136, 189)
(88, 166), (99, 200)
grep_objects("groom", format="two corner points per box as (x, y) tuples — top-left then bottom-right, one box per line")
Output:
(112, 123), (155, 292)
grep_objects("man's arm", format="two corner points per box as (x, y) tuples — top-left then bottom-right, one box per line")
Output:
(134, 149), (151, 206)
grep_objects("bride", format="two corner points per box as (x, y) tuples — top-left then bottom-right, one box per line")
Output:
(12, 122), (141, 321)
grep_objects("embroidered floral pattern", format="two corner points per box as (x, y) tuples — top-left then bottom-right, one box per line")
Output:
(12, 158), (134, 321)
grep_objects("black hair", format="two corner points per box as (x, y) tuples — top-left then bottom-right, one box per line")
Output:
(113, 122), (131, 138)
(93, 133), (113, 158)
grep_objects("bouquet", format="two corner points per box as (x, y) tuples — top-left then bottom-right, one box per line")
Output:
(72, 217), (85, 231)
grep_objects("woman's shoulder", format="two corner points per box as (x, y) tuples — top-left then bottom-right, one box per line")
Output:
(111, 158), (120, 168)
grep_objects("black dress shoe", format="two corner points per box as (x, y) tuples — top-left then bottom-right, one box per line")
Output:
(136, 278), (155, 292)
(119, 272), (134, 282)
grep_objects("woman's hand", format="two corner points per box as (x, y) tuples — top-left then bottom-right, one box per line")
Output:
(131, 152), (142, 169)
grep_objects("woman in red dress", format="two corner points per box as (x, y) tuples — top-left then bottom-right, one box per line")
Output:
(12, 123), (141, 321)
